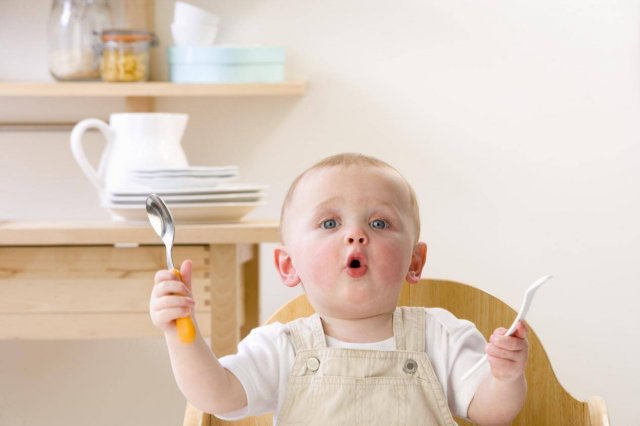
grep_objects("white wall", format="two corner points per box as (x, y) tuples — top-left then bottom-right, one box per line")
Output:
(1, 0), (639, 424)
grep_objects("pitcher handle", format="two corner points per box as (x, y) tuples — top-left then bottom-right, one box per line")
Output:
(70, 118), (114, 192)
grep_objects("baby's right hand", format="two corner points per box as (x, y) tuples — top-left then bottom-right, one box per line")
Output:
(149, 259), (195, 332)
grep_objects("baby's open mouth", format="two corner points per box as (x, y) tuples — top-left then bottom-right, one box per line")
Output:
(346, 254), (367, 278)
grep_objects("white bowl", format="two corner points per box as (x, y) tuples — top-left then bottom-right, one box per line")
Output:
(171, 22), (218, 46)
(174, 1), (219, 26)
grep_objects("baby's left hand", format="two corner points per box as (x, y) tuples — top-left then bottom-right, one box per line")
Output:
(486, 321), (529, 381)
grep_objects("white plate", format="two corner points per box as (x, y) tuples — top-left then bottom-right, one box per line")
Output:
(109, 183), (267, 196)
(103, 201), (265, 223)
(104, 191), (264, 204)
(131, 166), (238, 174)
(134, 172), (238, 178)
(130, 166), (239, 178)
(124, 176), (240, 190)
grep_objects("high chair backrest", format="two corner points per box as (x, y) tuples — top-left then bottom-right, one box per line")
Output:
(189, 279), (609, 426)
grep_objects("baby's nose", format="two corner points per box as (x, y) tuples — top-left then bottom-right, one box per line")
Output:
(345, 228), (368, 245)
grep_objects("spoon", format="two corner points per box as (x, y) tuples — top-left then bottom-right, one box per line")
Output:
(461, 274), (552, 381)
(146, 193), (196, 344)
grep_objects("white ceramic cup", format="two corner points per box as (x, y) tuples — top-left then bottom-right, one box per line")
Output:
(70, 113), (189, 193)
(171, 21), (218, 46)
(174, 1), (219, 26)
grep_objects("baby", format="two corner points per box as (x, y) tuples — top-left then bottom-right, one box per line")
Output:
(150, 153), (528, 425)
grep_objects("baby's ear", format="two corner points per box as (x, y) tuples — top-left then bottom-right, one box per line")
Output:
(274, 246), (301, 287)
(406, 242), (427, 284)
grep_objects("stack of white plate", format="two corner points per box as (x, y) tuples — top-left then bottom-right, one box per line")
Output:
(101, 166), (266, 223)
(126, 166), (239, 189)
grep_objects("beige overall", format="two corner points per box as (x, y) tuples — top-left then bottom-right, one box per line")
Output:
(277, 307), (459, 425)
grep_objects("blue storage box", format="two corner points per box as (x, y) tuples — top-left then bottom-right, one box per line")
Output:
(168, 46), (285, 83)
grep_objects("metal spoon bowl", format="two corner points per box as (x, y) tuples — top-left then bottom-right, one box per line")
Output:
(146, 193), (196, 344)
(146, 194), (177, 271)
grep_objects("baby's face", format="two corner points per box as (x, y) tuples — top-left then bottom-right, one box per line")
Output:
(280, 165), (424, 320)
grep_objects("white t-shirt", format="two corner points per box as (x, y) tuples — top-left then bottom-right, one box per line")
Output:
(218, 307), (490, 421)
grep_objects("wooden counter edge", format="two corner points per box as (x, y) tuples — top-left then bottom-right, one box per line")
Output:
(0, 220), (280, 245)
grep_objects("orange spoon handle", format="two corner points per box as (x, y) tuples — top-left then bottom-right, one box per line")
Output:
(172, 268), (196, 344)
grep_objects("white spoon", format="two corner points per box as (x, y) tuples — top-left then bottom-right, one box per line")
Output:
(461, 274), (552, 381)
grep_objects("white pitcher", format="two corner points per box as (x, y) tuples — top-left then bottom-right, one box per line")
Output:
(70, 113), (189, 193)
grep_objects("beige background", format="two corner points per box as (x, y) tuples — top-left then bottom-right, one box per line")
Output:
(1, 0), (639, 424)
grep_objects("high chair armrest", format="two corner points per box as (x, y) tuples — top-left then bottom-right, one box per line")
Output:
(586, 396), (610, 426)
(183, 402), (208, 426)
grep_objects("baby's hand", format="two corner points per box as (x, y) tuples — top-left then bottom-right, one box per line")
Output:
(149, 259), (195, 332)
(486, 321), (529, 381)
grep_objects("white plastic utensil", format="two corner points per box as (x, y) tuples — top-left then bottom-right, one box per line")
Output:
(461, 274), (553, 381)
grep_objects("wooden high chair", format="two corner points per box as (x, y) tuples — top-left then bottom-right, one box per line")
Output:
(184, 279), (610, 426)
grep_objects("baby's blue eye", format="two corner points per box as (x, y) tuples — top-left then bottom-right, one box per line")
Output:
(370, 219), (387, 229)
(321, 219), (337, 229)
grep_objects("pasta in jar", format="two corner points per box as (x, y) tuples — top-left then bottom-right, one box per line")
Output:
(100, 30), (156, 82)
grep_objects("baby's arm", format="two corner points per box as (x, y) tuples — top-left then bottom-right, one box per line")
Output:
(467, 321), (528, 425)
(150, 259), (247, 414)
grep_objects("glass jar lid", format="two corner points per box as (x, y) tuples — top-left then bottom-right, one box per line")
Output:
(101, 29), (158, 45)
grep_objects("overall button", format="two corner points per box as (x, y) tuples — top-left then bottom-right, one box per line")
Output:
(403, 358), (418, 374)
(306, 357), (320, 372)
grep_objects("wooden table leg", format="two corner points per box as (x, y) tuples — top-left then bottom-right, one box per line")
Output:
(186, 244), (262, 426)
(208, 244), (241, 357)
(241, 244), (260, 339)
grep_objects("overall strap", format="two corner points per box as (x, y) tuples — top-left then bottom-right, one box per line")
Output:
(288, 313), (327, 352)
(393, 307), (426, 352)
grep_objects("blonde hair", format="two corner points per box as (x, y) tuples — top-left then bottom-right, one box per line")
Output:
(280, 153), (421, 242)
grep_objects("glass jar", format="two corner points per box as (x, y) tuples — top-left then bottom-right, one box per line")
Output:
(47, 0), (112, 81)
(100, 30), (157, 82)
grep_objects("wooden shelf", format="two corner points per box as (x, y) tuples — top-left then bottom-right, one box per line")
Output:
(0, 81), (307, 97)
(0, 80), (308, 124)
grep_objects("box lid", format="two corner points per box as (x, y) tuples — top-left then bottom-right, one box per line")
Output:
(168, 46), (285, 64)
